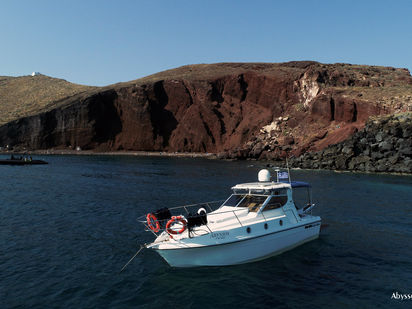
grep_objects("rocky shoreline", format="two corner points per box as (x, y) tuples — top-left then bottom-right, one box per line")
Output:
(0, 149), (216, 159)
(1, 111), (411, 175)
(288, 113), (412, 173)
(216, 112), (412, 174)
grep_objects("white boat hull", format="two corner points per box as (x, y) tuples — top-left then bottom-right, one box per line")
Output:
(154, 221), (321, 267)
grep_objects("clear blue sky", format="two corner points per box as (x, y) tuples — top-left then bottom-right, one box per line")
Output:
(1, 0), (411, 86)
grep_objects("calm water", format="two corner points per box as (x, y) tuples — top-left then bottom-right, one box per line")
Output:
(0, 155), (411, 308)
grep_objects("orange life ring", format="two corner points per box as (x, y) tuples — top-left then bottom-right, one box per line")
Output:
(166, 216), (187, 235)
(146, 213), (160, 232)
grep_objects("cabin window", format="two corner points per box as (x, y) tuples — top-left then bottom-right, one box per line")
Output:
(237, 195), (267, 212)
(272, 189), (287, 196)
(223, 194), (245, 207)
(263, 195), (288, 211)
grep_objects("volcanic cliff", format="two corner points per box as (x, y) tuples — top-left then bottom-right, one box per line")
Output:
(1, 62), (411, 172)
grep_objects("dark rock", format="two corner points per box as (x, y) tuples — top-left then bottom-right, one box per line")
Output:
(288, 112), (412, 173)
(396, 138), (405, 147)
(375, 159), (390, 172)
(402, 126), (412, 138)
(342, 145), (354, 156)
(321, 159), (335, 169)
(389, 125), (402, 137)
(322, 147), (336, 157)
(383, 151), (395, 158)
(399, 146), (412, 156)
(378, 140), (393, 151)
(375, 132), (384, 142)
(371, 151), (384, 160)
(364, 162), (376, 172)
(393, 159), (412, 173)
(335, 155), (348, 170)
(388, 155), (399, 164)
(370, 143), (380, 151)
(348, 156), (371, 170)
(363, 147), (371, 156)
(360, 137), (368, 144)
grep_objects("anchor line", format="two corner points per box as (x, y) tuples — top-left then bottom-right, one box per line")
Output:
(119, 244), (146, 273)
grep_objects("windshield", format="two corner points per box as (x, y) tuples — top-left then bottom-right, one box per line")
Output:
(263, 195), (288, 211)
(237, 195), (268, 212)
(223, 194), (245, 207)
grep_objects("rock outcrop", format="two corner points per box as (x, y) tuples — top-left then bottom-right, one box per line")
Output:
(1, 62), (411, 173)
(289, 113), (412, 173)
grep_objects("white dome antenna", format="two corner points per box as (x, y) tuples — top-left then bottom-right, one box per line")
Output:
(258, 169), (271, 182)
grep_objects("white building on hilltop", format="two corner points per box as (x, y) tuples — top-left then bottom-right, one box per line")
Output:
(31, 72), (41, 76)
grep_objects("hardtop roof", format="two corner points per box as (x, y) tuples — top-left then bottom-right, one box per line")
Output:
(232, 182), (291, 191)
(232, 181), (311, 191)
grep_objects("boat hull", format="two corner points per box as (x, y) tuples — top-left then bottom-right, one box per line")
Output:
(154, 221), (321, 267)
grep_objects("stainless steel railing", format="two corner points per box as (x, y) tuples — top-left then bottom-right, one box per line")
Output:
(138, 200), (287, 237)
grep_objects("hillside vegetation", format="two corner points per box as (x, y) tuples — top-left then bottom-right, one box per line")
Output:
(0, 74), (96, 126)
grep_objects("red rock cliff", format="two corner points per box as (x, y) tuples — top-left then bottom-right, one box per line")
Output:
(1, 62), (411, 158)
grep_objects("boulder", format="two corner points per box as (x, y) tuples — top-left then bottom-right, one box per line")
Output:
(342, 145), (354, 156)
(348, 156), (371, 170)
(378, 140), (393, 151)
(375, 132), (385, 142)
(335, 155), (348, 170)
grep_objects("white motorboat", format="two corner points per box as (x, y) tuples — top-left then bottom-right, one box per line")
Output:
(139, 169), (321, 267)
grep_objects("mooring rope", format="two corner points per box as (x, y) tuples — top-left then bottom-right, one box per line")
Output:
(119, 244), (145, 273)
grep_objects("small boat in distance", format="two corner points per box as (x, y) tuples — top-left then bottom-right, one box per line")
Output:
(138, 168), (321, 267)
(0, 154), (48, 165)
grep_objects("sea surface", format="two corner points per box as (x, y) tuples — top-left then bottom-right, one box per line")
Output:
(0, 155), (411, 308)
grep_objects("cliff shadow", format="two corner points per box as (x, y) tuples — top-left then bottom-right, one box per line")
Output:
(148, 81), (178, 148)
(87, 90), (122, 145)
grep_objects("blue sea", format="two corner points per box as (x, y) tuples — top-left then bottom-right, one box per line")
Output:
(0, 155), (411, 308)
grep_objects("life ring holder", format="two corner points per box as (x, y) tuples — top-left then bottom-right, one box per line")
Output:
(146, 213), (160, 233)
(166, 216), (187, 235)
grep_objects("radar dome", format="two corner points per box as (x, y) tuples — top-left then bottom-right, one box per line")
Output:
(258, 169), (271, 182)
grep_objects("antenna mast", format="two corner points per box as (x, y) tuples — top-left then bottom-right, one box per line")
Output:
(286, 157), (291, 183)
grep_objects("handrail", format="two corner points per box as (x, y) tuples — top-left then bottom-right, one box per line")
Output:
(232, 210), (243, 227)
(138, 200), (288, 237)
(260, 211), (267, 222)
(137, 200), (224, 221)
(138, 206), (248, 224)
(138, 204), (252, 236)
(205, 202), (214, 212)
(167, 200), (225, 211)
(138, 200), (224, 236)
